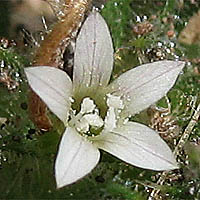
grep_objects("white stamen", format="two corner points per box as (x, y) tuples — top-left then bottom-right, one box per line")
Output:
(104, 107), (117, 132)
(80, 97), (96, 114)
(69, 97), (75, 103)
(106, 94), (124, 109)
(123, 118), (129, 125)
(74, 95), (124, 134)
(83, 113), (104, 128)
(76, 118), (89, 133)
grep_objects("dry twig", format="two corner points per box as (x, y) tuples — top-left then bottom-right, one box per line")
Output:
(148, 98), (200, 199)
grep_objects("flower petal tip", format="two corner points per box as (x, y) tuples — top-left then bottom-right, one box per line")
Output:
(176, 60), (185, 70)
(155, 155), (179, 171)
(56, 180), (67, 189)
(170, 159), (180, 169)
(55, 177), (74, 189)
(164, 161), (179, 171)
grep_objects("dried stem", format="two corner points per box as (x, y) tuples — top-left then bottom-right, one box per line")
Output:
(29, 0), (92, 130)
(148, 98), (200, 200)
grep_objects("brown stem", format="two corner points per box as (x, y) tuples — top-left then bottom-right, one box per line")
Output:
(29, 0), (92, 131)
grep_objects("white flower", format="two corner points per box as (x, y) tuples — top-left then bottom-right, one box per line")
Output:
(25, 12), (185, 189)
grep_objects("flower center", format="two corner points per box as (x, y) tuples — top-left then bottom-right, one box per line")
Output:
(69, 94), (124, 137)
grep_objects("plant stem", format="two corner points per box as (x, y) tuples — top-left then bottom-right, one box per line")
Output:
(148, 99), (200, 200)
(28, 0), (92, 131)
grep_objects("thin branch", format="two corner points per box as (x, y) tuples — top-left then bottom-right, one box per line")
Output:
(29, 0), (92, 131)
(148, 98), (200, 200)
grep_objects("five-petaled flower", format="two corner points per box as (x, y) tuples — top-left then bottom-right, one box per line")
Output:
(25, 12), (185, 188)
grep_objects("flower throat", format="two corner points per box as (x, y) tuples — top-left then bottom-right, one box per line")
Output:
(69, 94), (125, 137)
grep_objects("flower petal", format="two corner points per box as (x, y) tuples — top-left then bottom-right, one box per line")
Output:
(94, 122), (178, 171)
(25, 66), (72, 123)
(73, 11), (113, 93)
(55, 127), (100, 188)
(109, 60), (185, 116)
